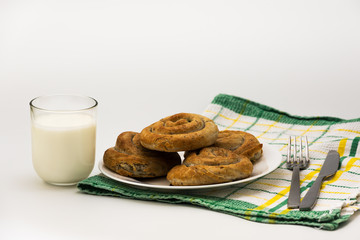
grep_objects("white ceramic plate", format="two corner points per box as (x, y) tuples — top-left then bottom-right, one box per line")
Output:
(98, 143), (282, 192)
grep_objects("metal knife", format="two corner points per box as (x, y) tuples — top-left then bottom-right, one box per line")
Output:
(299, 150), (340, 211)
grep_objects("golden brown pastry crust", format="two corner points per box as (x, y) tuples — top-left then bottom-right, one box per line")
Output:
(103, 131), (181, 178)
(212, 130), (263, 162)
(166, 147), (253, 186)
(139, 113), (219, 152)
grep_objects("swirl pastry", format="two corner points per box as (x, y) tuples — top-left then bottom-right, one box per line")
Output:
(167, 147), (253, 186)
(103, 131), (181, 178)
(139, 113), (219, 152)
(212, 130), (263, 162)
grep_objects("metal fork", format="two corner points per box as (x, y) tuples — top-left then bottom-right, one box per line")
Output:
(286, 136), (310, 209)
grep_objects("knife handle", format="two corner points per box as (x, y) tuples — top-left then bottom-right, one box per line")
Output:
(299, 176), (324, 211)
(287, 165), (301, 209)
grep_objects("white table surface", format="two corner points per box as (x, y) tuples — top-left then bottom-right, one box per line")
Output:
(1, 1), (360, 239)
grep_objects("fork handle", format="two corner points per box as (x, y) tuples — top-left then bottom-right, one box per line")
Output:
(287, 165), (301, 209)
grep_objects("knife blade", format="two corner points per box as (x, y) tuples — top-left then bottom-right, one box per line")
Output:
(299, 150), (340, 211)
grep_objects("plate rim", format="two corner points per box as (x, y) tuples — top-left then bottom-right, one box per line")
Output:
(98, 143), (282, 191)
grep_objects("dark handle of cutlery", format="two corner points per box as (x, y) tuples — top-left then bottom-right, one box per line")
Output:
(299, 176), (324, 211)
(287, 165), (300, 209)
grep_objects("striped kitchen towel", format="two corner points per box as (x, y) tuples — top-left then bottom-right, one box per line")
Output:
(77, 93), (360, 230)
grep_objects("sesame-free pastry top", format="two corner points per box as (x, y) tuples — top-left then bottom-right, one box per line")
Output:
(139, 113), (219, 152)
(103, 131), (181, 178)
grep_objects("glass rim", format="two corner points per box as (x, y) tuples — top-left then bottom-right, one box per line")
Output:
(29, 94), (98, 112)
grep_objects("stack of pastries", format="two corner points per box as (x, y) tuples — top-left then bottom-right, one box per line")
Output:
(103, 113), (263, 186)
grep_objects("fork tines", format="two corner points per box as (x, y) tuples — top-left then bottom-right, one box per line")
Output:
(287, 136), (309, 169)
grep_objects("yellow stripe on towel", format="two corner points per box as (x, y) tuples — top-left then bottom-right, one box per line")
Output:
(338, 138), (348, 157)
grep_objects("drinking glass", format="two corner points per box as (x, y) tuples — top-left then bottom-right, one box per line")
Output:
(30, 95), (97, 186)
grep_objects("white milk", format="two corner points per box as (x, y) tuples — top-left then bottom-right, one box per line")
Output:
(31, 113), (96, 185)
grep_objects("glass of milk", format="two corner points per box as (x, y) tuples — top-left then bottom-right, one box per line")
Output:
(30, 95), (97, 186)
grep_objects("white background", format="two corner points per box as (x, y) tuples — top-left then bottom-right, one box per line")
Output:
(1, 1), (359, 239)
